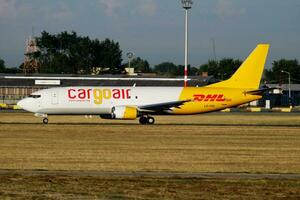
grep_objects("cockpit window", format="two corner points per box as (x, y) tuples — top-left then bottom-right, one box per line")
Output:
(28, 95), (41, 99)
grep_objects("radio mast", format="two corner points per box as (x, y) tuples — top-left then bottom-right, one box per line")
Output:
(23, 29), (40, 74)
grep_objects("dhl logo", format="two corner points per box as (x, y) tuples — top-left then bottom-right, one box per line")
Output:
(68, 88), (131, 104)
(193, 94), (226, 102)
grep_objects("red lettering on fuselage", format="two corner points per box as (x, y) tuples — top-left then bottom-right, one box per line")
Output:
(204, 94), (218, 101)
(126, 89), (130, 98)
(78, 89), (86, 99)
(193, 94), (205, 101)
(112, 89), (121, 99)
(216, 94), (225, 101)
(193, 94), (225, 102)
(87, 89), (92, 99)
(68, 89), (76, 99)
(67, 88), (131, 104)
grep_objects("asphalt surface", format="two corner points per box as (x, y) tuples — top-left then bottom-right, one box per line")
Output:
(1, 121), (300, 128)
(0, 170), (299, 180)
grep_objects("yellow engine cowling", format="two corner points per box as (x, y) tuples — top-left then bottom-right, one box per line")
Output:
(113, 106), (138, 120)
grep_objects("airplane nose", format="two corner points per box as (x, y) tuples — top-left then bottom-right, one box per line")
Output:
(17, 98), (37, 112)
(17, 99), (25, 109)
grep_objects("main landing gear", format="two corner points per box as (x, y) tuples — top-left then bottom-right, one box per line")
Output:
(43, 118), (48, 124)
(139, 116), (155, 125)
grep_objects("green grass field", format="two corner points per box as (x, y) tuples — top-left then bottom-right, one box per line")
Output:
(0, 112), (300, 199)
(1, 112), (300, 173)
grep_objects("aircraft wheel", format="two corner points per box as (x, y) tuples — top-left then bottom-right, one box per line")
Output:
(147, 116), (155, 124)
(43, 118), (48, 124)
(139, 116), (148, 125)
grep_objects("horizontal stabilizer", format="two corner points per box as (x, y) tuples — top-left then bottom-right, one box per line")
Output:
(244, 87), (279, 95)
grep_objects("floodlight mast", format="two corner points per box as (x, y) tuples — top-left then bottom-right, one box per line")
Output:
(127, 52), (134, 68)
(181, 0), (193, 87)
(281, 70), (291, 107)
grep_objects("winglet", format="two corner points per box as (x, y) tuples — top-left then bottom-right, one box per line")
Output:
(207, 44), (270, 89)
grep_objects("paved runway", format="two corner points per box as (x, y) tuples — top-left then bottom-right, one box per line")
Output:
(1, 170), (300, 180)
(2, 121), (300, 128)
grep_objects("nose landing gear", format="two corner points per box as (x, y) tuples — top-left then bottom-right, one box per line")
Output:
(34, 113), (48, 124)
(139, 116), (155, 125)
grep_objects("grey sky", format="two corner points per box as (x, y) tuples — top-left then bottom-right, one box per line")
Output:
(0, 0), (299, 68)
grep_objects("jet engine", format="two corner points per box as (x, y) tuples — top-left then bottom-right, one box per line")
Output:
(100, 106), (138, 120)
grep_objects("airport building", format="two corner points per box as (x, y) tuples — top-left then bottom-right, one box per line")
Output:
(261, 84), (300, 107)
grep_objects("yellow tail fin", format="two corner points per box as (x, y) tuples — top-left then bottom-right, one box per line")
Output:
(207, 44), (269, 89)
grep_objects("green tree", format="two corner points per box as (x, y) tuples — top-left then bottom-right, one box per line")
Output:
(190, 66), (199, 76)
(0, 58), (21, 73)
(0, 58), (5, 73)
(36, 31), (123, 74)
(154, 63), (197, 76)
(177, 65), (198, 76)
(37, 31), (75, 73)
(130, 57), (151, 73)
(154, 62), (178, 76)
(265, 59), (300, 83)
(199, 59), (242, 80)
(199, 60), (218, 77)
(218, 58), (242, 80)
(99, 39), (123, 73)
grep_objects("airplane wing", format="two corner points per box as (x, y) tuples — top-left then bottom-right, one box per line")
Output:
(138, 100), (191, 113)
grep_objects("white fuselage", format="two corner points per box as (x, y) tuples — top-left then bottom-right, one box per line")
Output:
(18, 87), (183, 115)
(17, 86), (262, 117)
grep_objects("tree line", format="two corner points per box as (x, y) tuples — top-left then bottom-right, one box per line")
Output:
(32, 31), (122, 74)
(132, 57), (300, 84)
(130, 58), (198, 76)
(265, 59), (300, 84)
(1, 31), (300, 84)
(0, 59), (20, 73)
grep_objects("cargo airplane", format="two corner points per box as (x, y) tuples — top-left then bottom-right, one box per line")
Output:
(18, 44), (269, 124)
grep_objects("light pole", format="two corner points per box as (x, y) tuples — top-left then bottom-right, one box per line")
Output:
(281, 70), (291, 107)
(126, 52), (134, 68)
(181, 0), (193, 87)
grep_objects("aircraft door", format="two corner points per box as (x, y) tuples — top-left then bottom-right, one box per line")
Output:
(37, 99), (42, 108)
(51, 91), (59, 105)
